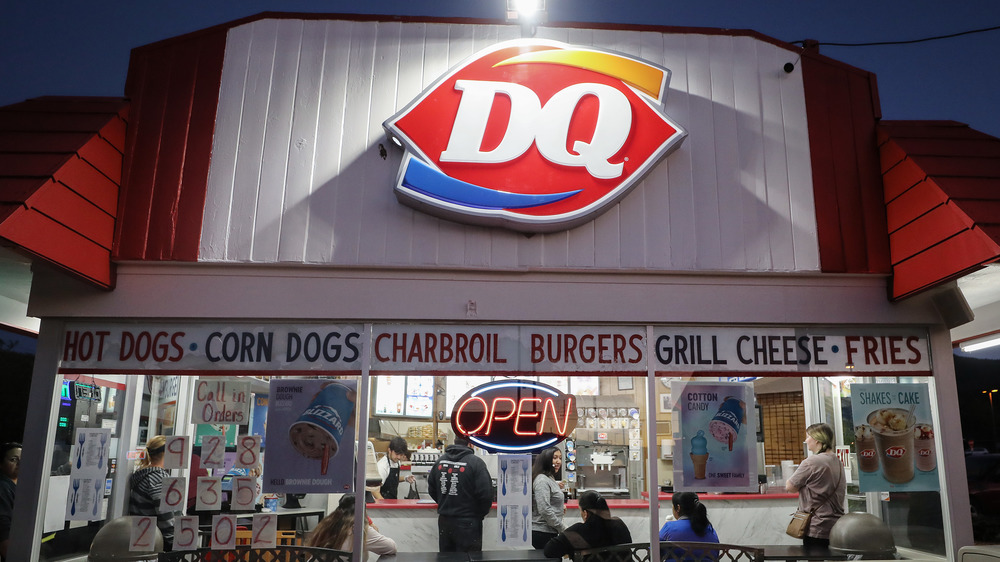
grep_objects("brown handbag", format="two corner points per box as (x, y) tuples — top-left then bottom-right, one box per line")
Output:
(786, 509), (813, 538)
(786, 459), (843, 539)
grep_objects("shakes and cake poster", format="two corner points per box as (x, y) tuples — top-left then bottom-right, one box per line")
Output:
(672, 381), (757, 492)
(263, 379), (357, 493)
(850, 383), (939, 492)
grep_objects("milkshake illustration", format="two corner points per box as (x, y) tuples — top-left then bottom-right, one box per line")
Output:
(709, 397), (746, 451)
(855, 424), (879, 473)
(288, 382), (355, 475)
(690, 430), (709, 479)
(867, 408), (916, 483)
(914, 423), (936, 472)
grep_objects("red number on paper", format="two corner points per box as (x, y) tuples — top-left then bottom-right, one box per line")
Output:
(252, 514), (277, 548)
(130, 516), (154, 550)
(202, 435), (225, 468)
(164, 436), (188, 469)
(174, 516), (199, 550)
(236, 435), (260, 468)
(160, 477), (185, 510)
(213, 516), (234, 545)
(196, 477), (222, 511)
(232, 477), (256, 510)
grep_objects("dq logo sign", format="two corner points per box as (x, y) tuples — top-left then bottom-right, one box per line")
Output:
(885, 446), (907, 459)
(451, 379), (578, 452)
(383, 40), (686, 232)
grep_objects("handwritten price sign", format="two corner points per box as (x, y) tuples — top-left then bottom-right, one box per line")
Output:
(163, 436), (190, 469)
(235, 435), (262, 468)
(129, 516), (158, 551)
(173, 516), (200, 551)
(252, 513), (278, 548)
(211, 514), (237, 550)
(201, 435), (226, 469)
(196, 477), (223, 511)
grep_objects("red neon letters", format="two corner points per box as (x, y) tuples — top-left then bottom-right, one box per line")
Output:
(451, 380), (578, 452)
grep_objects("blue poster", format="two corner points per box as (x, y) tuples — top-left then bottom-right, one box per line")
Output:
(671, 381), (757, 492)
(850, 383), (939, 492)
(251, 394), (268, 449)
(263, 379), (357, 493)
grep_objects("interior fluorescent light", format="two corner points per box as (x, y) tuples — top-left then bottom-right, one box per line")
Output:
(960, 335), (1000, 352)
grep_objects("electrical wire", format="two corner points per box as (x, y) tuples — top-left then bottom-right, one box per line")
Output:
(790, 23), (1000, 47)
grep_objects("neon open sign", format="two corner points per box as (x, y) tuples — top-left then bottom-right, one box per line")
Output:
(451, 379), (578, 453)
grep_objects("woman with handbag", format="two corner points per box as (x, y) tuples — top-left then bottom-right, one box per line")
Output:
(785, 423), (846, 548)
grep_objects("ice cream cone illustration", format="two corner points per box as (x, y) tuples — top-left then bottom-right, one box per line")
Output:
(690, 430), (709, 479)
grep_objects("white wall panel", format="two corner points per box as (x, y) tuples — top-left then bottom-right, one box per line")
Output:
(201, 19), (819, 272)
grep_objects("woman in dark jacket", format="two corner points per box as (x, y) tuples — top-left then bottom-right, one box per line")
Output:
(543, 490), (632, 558)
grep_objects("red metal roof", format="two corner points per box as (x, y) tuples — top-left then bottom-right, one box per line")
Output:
(879, 120), (1000, 300)
(0, 96), (128, 289)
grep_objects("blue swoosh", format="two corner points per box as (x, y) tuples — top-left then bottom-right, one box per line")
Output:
(401, 157), (580, 210)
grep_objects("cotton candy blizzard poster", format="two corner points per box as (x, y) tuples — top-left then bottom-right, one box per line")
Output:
(671, 381), (757, 492)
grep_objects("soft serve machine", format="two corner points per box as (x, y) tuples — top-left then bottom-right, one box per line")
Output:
(567, 399), (643, 499)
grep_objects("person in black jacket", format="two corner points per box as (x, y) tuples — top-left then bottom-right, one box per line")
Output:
(427, 436), (494, 552)
(543, 490), (632, 559)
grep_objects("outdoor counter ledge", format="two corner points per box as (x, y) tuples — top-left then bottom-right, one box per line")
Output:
(368, 495), (801, 549)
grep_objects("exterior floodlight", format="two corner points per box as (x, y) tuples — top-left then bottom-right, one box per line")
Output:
(960, 334), (1000, 352)
(505, 0), (547, 26)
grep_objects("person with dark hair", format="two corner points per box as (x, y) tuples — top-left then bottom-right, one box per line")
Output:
(307, 493), (396, 560)
(531, 447), (565, 549)
(543, 490), (632, 558)
(128, 435), (175, 548)
(0, 442), (21, 560)
(659, 492), (719, 560)
(428, 436), (493, 552)
(786, 422), (845, 548)
(377, 436), (415, 500)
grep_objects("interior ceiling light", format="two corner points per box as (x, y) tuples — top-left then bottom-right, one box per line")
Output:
(959, 334), (1000, 352)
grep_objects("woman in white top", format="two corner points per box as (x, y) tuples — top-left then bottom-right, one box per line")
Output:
(531, 447), (565, 549)
(306, 493), (397, 560)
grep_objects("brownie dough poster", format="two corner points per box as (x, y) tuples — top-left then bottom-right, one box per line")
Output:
(671, 381), (757, 492)
(851, 383), (939, 492)
(263, 379), (357, 493)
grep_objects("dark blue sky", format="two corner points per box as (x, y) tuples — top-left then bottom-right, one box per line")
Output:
(2, 1), (1000, 137)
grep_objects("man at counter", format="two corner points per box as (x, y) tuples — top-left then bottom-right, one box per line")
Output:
(378, 436), (415, 500)
(428, 436), (493, 552)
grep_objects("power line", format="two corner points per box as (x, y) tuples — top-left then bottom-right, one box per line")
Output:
(790, 24), (1000, 47)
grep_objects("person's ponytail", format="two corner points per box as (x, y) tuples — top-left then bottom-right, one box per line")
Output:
(690, 500), (710, 535)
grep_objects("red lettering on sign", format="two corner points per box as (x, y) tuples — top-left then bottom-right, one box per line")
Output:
(885, 446), (906, 458)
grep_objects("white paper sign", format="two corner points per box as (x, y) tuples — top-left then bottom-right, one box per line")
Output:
(196, 477), (223, 511)
(231, 476), (257, 511)
(192, 380), (251, 425)
(173, 516), (200, 551)
(159, 477), (186, 512)
(72, 428), (112, 474)
(129, 516), (158, 552)
(163, 436), (190, 469)
(234, 435), (262, 469)
(200, 435), (226, 469)
(496, 454), (532, 547)
(252, 513), (278, 548)
(211, 514), (237, 550)
(65, 476), (104, 521)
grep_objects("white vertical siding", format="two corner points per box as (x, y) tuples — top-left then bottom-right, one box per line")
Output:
(201, 19), (819, 272)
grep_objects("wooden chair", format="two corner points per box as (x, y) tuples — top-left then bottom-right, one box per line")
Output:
(235, 530), (301, 546)
(574, 542), (764, 562)
(157, 545), (350, 562)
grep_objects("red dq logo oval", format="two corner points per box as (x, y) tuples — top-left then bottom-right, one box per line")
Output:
(918, 448), (932, 457)
(860, 449), (876, 458)
(383, 39), (687, 232)
(885, 446), (906, 458)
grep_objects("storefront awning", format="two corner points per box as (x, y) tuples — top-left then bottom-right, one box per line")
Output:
(879, 120), (1000, 300)
(0, 96), (128, 289)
